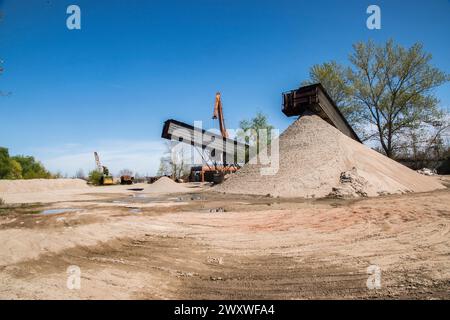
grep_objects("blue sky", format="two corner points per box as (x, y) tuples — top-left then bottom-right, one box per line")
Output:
(0, 0), (449, 175)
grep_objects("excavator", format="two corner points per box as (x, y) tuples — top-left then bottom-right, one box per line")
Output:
(189, 92), (240, 183)
(94, 152), (114, 185)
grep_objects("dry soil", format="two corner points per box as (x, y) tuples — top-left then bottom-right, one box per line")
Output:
(0, 176), (449, 299)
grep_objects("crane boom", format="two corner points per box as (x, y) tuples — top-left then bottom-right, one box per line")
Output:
(94, 152), (102, 172)
(212, 92), (228, 138)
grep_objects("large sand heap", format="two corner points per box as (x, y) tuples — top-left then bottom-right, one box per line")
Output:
(0, 178), (88, 193)
(216, 113), (445, 198)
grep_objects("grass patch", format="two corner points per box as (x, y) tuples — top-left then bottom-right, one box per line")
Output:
(0, 202), (43, 215)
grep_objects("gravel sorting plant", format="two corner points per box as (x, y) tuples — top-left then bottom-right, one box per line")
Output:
(216, 113), (445, 198)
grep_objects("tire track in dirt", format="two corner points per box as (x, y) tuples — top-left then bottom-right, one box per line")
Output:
(0, 185), (449, 299)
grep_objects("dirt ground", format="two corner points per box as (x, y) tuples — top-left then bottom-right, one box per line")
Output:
(0, 177), (449, 299)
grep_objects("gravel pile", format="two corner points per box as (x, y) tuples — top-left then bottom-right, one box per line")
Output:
(149, 176), (190, 193)
(215, 113), (445, 198)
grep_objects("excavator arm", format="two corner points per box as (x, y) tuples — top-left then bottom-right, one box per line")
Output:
(94, 152), (102, 172)
(212, 92), (228, 138)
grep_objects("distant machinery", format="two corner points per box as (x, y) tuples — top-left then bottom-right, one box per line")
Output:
(93, 152), (114, 185)
(120, 175), (134, 185)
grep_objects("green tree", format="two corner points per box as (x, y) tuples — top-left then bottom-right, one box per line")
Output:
(237, 112), (274, 161)
(306, 39), (449, 158)
(238, 112), (274, 144)
(8, 159), (22, 179)
(88, 170), (103, 185)
(11, 155), (51, 179)
(304, 61), (364, 132)
(0, 147), (53, 179)
(0, 147), (12, 179)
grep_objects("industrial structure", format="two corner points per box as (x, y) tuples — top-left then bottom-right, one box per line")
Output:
(161, 84), (365, 183)
(282, 83), (361, 142)
(161, 92), (247, 183)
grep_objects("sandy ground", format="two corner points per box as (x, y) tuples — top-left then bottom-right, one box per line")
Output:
(0, 180), (201, 204)
(0, 177), (449, 299)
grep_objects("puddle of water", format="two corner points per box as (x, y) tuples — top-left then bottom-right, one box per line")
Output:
(111, 195), (163, 204)
(129, 208), (142, 214)
(41, 208), (80, 215)
(199, 208), (226, 213)
(133, 194), (149, 198)
(176, 194), (207, 201)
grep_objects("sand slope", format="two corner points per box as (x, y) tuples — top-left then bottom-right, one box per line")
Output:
(0, 177), (201, 204)
(0, 178), (88, 193)
(216, 114), (445, 198)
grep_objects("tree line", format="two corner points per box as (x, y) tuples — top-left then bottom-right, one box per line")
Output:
(0, 147), (52, 179)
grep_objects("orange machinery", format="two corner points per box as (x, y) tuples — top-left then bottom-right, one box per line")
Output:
(189, 165), (239, 183)
(189, 92), (240, 183)
(212, 92), (228, 138)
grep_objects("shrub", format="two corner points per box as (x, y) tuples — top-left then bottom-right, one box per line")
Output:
(8, 159), (22, 179)
(12, 155), (51, 179)
(88, 170), (103, 185)
(0, 147), (12, 179)
(1, 147), (52, 179)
